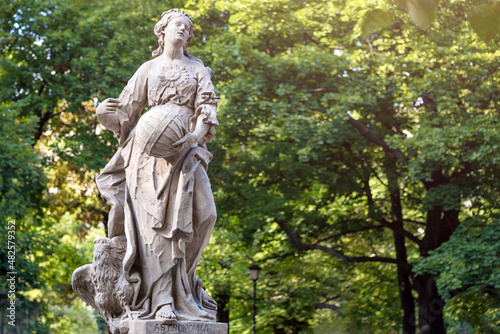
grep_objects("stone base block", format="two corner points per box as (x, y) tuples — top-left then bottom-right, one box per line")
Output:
(128, 320), (228, 334)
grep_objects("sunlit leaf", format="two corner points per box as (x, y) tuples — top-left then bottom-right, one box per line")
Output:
(468, 3), (500, 42)
(397, 0), (435, 29)
(360, 9), (395, 39)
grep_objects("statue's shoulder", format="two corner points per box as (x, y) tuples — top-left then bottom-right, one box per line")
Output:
(188, 60), (212, 78)
(138, 58), (157, 72)
(125, 59), (156, 83)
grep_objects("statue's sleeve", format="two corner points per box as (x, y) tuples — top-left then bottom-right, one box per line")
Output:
(115, 62), (149, 145)
(192, 66), (220, 143)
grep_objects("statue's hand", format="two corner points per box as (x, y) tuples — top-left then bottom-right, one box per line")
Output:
(96, 98), (121, 133)
(173, 132), (199, 148)
(173, 114), (211, 148)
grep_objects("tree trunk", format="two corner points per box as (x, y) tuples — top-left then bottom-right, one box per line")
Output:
(215, 293), (230, 324)
(414, 274), (445, 334)
(415, 204), (446, 333)
(385, 160), (416, 334)
(415, 171), (461, 334)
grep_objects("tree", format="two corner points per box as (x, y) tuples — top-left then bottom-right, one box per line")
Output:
(203, 0), (500, 332)
(0, 0), (175, 331)
(0, 106), (49, 332)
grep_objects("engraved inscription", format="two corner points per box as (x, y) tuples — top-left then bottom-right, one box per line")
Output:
(154, 323), (209, 332)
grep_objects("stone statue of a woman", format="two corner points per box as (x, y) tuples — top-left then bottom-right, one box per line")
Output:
(72, 9), (224, 333)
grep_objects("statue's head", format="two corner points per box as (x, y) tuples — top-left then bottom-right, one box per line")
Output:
(152, 9), (194, 58)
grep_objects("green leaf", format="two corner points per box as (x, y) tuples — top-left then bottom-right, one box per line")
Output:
(397, 0), (435, 29)
(360, 9), (395, 39)
(468, 3), (500, 42)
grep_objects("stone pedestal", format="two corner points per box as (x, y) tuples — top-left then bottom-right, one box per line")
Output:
(128, 320), (228, 334)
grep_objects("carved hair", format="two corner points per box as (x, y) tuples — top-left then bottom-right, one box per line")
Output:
(152, 8), (202, 64)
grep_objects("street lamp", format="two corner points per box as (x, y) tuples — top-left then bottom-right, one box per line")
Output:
(248, 264), (261, 334)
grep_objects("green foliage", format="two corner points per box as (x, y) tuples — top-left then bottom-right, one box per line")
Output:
(414, 215), (500, 300)
(0, 107), (45, 221)
(206, 0), (500, 331)
(444, 286), (500, 333)
(414, 214), (500, 330)
(0, 106), (49, 332)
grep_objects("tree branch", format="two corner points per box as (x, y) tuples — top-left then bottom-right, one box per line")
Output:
(403, 219), (426, 226)
(359, 174), (371, 202)
(379, 218), (422, 245)
(262, 34), (274, 58)
(261, 252), (295, 261)
(349, 256), (397, 264)
(315, 224), (385, 243)
(366, 38), (376, 62)
(34, 110), (53, 142)
(275, 218), (348, 260)
(303, 31), (320, 45)
(346, 116), (401, 158)
(275, 218), (397, 264)
(315, 302), (339, 310)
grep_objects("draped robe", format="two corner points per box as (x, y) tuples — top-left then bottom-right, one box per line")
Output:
(96, 58), (219, 321)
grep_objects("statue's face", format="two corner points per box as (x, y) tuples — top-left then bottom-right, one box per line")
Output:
(163, 15), (192, 46)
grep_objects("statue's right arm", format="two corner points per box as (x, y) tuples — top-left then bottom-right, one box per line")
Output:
(96, 62), (150, 145)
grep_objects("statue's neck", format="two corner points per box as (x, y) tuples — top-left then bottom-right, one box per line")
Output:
(162, 43), (184, 61)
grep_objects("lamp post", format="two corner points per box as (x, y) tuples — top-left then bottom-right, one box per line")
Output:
(248, 264), (261, 334)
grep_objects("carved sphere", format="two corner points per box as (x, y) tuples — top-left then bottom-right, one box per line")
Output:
(135, 106), (188, 158)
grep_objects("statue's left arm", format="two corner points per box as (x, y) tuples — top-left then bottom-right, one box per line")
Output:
(192, 66), (220, 144)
